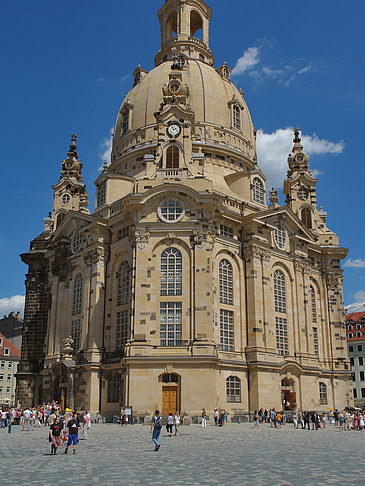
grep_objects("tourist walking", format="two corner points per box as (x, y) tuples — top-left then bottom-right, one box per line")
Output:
(270, 408), (276, 428)
(150, 410), (162, 451)
(174, 412), (181, 435)
(214, 409), (219, 426)
(253, 410), (259, 429)
(166, 413), (174, 436)
(201, 408), (207, 428)
(50, 417), (62, 455)
(23, 408), (31, 431)
(65, 413), (80, 454)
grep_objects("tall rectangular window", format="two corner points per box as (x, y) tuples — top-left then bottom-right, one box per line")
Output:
(359, 357), (364, 366)
(107, 373), (121, 403)
(313, 328), (319, 356)
(116, 310), (129, 350)
(96, 180), (106, 207)
(276, 317), (288, 356)
(160, 302), (182, 346)
(71, 319), (81, 351)
(220, 309), (234, 351)
(354, 388), (358, 399)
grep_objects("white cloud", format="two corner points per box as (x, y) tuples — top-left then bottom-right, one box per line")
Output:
(232, 44), (315, 86)
(96, 77), (104, 83)
(120, 73), (130, 82)
(232, 47), (260, 76)
(0, 295), (25, 317)
(311, 169), (323, 178)
(98, 130), (113, 170)
(345, 290), (365, 313)
(344, 258), (365, 268)
(256, 128), (345, 188)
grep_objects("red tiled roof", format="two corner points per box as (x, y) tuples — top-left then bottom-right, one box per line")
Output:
(346, 312), (365, 323)
(0, 332), (21, 358)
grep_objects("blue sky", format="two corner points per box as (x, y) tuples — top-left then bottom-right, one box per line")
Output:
(1, 0), (364, 315)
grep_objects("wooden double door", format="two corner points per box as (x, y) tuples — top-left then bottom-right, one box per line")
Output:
(282, 390), (296, 410)
(162, 386), (178, 416)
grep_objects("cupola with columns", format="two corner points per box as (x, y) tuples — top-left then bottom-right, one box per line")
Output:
(155, 0), (214, 67)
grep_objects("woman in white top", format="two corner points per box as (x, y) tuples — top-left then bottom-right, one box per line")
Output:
(174, 413), (181, 436)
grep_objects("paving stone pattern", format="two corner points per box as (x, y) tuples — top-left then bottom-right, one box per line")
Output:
(0, 423), (365, 485)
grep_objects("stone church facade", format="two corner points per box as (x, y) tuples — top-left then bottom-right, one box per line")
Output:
(17, 0), (352, 419)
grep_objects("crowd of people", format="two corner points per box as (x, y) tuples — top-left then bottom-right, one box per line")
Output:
(0, 402), (102, 455)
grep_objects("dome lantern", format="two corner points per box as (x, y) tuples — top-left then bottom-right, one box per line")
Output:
(155, 0), (214, 66)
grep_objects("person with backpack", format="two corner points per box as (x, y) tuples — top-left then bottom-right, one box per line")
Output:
(150, 410), (162, 451)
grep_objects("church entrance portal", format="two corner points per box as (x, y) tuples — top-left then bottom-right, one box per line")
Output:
(281, 378), (296, 410)
(161, 373), (180, 416)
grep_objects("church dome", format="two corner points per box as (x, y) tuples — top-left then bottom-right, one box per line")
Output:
(112, 59), (256, 164)
(110, 0), (256, 169)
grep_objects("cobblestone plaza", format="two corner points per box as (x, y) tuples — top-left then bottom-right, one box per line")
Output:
(1, 423), (364, 485)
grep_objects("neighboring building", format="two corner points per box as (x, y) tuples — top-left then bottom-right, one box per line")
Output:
(0, 333), (21, 407)
(0, 312), (23, 350)
(346, 311), (365, 408)
(17, 0), (352, 419)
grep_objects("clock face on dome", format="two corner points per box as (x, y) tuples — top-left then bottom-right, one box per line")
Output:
(167, 123), (181, 138)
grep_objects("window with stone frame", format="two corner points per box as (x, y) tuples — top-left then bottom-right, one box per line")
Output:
(310, 285), (317, 322)
(319, 382), (327, 404)
(274, 270), (286, 313)
(232, 105), (240, 130)
(220, 309), (234, 351)
(116, 310), (129, 350)
(117, 261), (131, 306)
(252, 177), (265, 205)
(160, 247), (182, 296)
(71, 319), (81, 351)
(219, 225), (234, 238)
(107, 373), (121, 403)
(276, 317), (288, 356)
(226, 376), (241, 403)
(313, 327), (319, 356)
(219, 259), (233, 305)
(274, 225), (286, 249)
(160, 302), (182, 346)
(72, 274), (83, 316)
(121, 109), (129, 135)
(166, 145), (180, 168)
(96, 180), (106, 207)
(301, 207), (312, 228)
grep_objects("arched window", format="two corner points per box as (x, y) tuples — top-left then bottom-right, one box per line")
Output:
(161, 248), (182, 296)
(190, 10), (203, 39)
(252, 178), (265, 205)
(310, 285), (317, 322)
(274, 270), (286, 313)
(72, 274), (83, 316)
(301, 207), (312, 228)
(356, 331), (362, 338)
(348, 332), (353, 338)
(319, 382), (327, 404)
(166, 145), (179, 168)
(117, 261), (131, 306)
(56, 212), (66, 228)
(219, 259), (233, 305)
(233, 105), (240, 129)
(226, 376), (241, 403)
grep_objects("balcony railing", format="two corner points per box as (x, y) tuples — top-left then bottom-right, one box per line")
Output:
(157, 168), (187, 179)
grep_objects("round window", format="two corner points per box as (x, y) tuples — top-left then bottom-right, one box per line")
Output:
(158, 199), (185, 223)
(72, 232), (83, 254)
(62, 193), (71, 205)
(274, 225), (286, 250)
(298, 187), (309, 201)
(169, 83), (180, 93)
